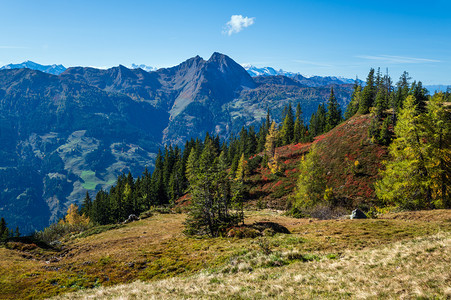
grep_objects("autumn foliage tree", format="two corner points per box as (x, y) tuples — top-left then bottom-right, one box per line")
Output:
(292, 145), (327, 209)
(60, 203), (90, 227)
(265, 121), (282, 174)
(375, 94), (450, 209)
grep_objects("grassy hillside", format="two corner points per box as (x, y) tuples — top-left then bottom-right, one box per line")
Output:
(245, 114), (389, 211)
(0, 210), (450, 299)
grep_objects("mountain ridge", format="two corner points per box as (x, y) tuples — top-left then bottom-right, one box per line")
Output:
(0, 61), (66, 75)
(2, 60), (448, 92)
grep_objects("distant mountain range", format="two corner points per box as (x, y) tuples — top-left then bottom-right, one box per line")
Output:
(243, 64), (358, 86)
(3, 61), (448, 92)
(0, 61), (66, 75)
(0, 61), (361, 87)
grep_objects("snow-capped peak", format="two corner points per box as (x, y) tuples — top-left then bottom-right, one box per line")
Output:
(130, 64), (157, 72)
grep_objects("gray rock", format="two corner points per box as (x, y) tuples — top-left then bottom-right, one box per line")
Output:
(123, 214), (139, 224)
(350, 209), (367, 219)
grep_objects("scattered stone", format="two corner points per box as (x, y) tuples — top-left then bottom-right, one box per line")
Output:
(123, 214), (140, 224)
(351, 209), (367, 219)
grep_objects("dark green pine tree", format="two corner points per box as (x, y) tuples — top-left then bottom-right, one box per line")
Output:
(309, 104), (327, 137)
(227, 134), (239, 164)
(257, 111), (271, 152)
(80, 191), (93, 218)
(293, 103), (305, 143)
(374, 86), (388, 120)
(138, 167), (153, 210)
(359, 68), (376, 114)
(0, 217), (8, 241)
(168, 158), (186, 205)
(123, 172), (135, 215)
(245, 126), (257, 157)
(378, 116), (391, 145)
(108, 177), (120, 222)
(14, 226), (20, 238)
(238, 126), (249, 156)
(91, 189), (110, 225)
(344, 79), (362, 119)
(395, 71), (411, 110)
(280, 102), (295, 145)
(375, 67), (383, 92)
(185, 140), (242, 237)
(185, 140), (219, 236)
(325, 87), (342, 131)
(410, 81), (428, 113)
(152, 149), (166, 205)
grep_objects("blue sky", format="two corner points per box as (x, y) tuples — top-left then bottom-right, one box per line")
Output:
(0, 0), (450, 84)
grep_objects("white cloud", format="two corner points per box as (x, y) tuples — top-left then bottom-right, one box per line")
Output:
(357, 55), (440, 64)
(223, 15), (255, 36)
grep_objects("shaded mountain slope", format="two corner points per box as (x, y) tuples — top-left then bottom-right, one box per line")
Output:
(0, 69), (166, 232)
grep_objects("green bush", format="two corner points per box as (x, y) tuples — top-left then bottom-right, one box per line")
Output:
(33, 221), (93, 246)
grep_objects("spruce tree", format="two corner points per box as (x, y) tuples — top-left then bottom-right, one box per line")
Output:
(378, 116), (391, 145)
(359, 68), (376, 114)
(325, 87), (342, 131)
(14, 226), (20, 238)
(344, 81), (362, 120)
(246, 126), (257, 157)
(152, 149), (166, 205)
(395, 71), (411, 109)
(374, 87), (388, 120)
(257, 121), (268, 152)
(410, 81), (428, 113)
(280, 103), (294, 145)
(293, 103), (305, 143)
(185, 140), (242, 236)
(80, 191), (93, 218)
(0, 218), (8, 241)
(310, 104), (326, 136)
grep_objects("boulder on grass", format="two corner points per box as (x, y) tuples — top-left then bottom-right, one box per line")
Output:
(123, 214), (139, 224)
(351, 209), (367, 219)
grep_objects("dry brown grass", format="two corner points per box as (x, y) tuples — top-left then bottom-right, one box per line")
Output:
(54, 230), (451, 299)
(1, 209), (450, 299)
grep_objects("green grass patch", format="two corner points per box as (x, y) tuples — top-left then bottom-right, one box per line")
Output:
(80, 170), (99, 190)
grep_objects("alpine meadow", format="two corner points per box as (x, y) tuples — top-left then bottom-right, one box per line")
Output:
(0, 1), (450, 299)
